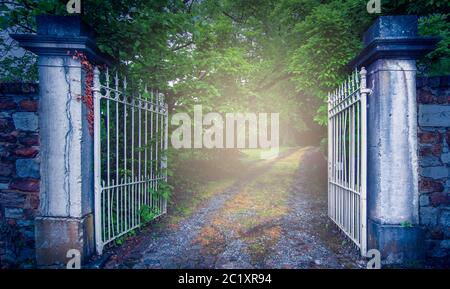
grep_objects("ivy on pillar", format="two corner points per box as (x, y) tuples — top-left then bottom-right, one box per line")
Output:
(11, 15), (112, 267)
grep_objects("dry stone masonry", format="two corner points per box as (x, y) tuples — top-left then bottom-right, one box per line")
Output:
(0, 83), (40, 268)
(417, 76), (450, 265)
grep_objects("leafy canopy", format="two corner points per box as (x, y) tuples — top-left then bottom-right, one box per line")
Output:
(1, 0), (448, 142)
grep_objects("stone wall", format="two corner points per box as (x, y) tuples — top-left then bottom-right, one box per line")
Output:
(417, 76), (450, 266)
(0, 83), (39, 268)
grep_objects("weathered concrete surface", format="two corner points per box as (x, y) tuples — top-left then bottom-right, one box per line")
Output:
(366, 59), (419, 226)
(35, 214), (94, 267)
(38, 56), (93, 218)
(368, 220), (426, 264)
(365, 47), (423, 266)
(11, 15), (97, 267)
(352, 16), (439, 265)
(363, 15), (418, 46)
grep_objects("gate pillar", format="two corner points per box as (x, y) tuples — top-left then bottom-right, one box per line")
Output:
(351, 16), (439, 264)
(11, 15), (112, 267)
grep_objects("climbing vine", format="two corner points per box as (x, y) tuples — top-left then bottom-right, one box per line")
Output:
(69, 50), (95, 135)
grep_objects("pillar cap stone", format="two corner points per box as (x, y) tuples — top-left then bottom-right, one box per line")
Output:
(10, 14), (114, 66)
(350, 15), (440, 69)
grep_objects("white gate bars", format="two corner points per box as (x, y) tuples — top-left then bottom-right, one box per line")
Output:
(93, 67), (169, 254)
(327, 67), (370, 256)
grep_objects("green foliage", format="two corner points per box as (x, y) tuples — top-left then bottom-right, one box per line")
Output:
(146, 180), (173, 205)
(400, 221), (414, 228)
(140, 204), (161, 224)
(288, 1), (366, 91)
(158, 181), (174, 200)
(418, 13), (450, 76)
(0, 0), (66, 82)
(383, 0), (449, 15)
(1, 0), (447, 137)
(0, 50), (37, 82)
(114, 228), (138, 245)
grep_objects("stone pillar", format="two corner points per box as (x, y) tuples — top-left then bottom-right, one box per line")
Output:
(351, 16), (439, 264)
(11, 15), (111, 267)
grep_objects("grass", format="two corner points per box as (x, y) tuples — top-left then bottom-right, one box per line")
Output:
(167, 147), (294, 228)
(167, 178), (235, 226)
(195, 147), (309, 262)
(239, 146), (290, 163)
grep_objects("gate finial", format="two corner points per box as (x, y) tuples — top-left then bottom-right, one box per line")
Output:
(360, 67), (372, 95)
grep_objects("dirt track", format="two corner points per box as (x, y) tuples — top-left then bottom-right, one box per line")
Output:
(101, 147), (364, 269)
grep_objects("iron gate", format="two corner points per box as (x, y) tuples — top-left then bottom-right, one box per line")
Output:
(93, 67), (169, 254)
(327, 67), (370, 256)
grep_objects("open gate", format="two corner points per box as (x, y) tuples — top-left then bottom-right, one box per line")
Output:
(93, 67), (169, 254)
(327, 67), (370, 256)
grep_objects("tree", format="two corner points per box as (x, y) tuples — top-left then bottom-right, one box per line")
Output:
(1, 0), (448, 142)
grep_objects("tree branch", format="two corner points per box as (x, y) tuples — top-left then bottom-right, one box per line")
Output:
(257, 73), (292, 91)
(171, 41), (194, 52)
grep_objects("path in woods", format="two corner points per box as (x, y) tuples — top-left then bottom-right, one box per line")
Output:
(100, 147), (364, 269)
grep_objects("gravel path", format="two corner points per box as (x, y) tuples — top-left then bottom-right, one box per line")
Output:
(264, 149), (364, 268)
(101, 147), (364, 269)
